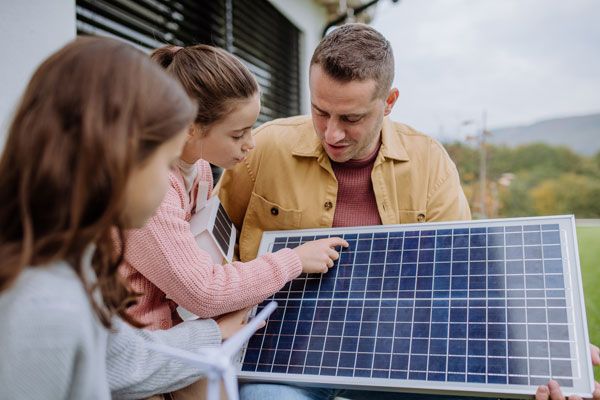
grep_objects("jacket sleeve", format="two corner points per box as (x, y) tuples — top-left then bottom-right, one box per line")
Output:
(108, 317), (221, 399)
(426, 139), (472, 222)
(124, 179), (302, 319)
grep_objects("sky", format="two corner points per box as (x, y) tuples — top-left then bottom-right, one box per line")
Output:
(372, 0), (600, 141)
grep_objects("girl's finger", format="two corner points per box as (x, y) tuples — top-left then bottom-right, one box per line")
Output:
(325, 237), (349, 248)
(328, 248), (339, 260)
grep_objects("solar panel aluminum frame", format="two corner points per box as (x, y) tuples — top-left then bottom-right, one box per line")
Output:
(237, 215), (594, 398)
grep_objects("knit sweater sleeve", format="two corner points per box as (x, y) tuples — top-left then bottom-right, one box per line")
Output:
(124, 178), (302, 319)
(108, 318), (221, 399)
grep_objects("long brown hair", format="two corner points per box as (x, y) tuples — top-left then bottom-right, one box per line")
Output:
(151, 44), (258, 128)
(0, 36), (197, 328)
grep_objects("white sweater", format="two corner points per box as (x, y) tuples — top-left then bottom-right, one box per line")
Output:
(0, 252), (222, 399)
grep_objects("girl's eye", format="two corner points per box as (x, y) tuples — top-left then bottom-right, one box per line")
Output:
(232, 129), (249, 140)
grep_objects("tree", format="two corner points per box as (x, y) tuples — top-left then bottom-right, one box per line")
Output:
(498, 175), (535, 217)
(444, 140), (600, 219)
(530, 173), (600, 217)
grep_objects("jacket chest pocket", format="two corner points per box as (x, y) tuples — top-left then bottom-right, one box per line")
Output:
(246, 192), (302, 231)
(399, 210), (427, 224)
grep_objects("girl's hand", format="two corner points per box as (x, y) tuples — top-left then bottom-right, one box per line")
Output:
(293, 237), (349, 274)
(215, 307), (264, 341)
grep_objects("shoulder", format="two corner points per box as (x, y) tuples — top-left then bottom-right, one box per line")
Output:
(255, 115), (312, 132)
(168, 168), (187, 195)
(0, 262), (95, 348)
(394, 121), (443, 146)
(194, 159), (213, 183)
(246, 116), (315, 165)
(2, 262), (89, 309)
(253, 116), (313, 143)
(165, 160), (212, 204)
(391, 121), (452, 162)
(0, 262), (108, 398)
(162, 168), (188, 210)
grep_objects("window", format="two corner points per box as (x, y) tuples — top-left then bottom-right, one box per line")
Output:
(76, 0), (301, 122)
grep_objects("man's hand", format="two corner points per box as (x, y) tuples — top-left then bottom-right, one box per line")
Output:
(535, 344), (600, 400)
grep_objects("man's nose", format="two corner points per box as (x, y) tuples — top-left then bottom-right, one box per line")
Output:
(324, 119), (345, 144)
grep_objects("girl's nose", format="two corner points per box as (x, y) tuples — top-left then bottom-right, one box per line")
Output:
(242, 135), (255, 152)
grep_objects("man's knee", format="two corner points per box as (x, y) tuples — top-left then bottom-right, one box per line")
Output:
(240, 383), (325, 400)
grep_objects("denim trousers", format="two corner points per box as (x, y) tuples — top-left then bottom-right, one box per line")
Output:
(240, 383), (504, 400)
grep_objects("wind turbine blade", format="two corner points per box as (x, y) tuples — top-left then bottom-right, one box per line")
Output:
(223, 367), (240, 400)
(222, 301), (277, 355)
(146, 341), (216, 371)
(207, 376), (221, 400)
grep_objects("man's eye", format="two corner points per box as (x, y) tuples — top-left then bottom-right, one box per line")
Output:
(313, 108), (328, 117)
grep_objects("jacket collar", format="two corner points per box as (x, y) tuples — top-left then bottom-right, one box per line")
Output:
(291, 117), (410, 162)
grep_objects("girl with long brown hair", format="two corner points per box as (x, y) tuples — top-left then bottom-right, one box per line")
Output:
(0, 36), (247, 399)
(120, 45), (347, 330)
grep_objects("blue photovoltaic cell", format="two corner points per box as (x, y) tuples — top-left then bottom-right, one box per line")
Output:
(241, 218), (585, 395)
(213, 203), (234, 256)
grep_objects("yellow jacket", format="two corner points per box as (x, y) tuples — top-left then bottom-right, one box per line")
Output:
(217, 115), (471, 262)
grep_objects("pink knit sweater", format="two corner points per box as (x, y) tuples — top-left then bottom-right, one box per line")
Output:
(120, 160), (302, 330)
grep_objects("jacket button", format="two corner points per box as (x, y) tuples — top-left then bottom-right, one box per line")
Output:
(324, 201), (333, 210)
(417, 213), (425, 222)
(270, 207), (279, 216)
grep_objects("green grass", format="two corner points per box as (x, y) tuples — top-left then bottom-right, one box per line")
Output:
(577, 226), (600, 382)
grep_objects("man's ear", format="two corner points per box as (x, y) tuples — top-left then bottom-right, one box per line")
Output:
(384, 88), (399, 116)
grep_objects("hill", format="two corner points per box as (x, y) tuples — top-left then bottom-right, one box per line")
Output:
(488, 113), (600, 156)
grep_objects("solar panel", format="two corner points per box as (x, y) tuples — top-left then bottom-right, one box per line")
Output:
(213, 202), (235, 258)
(179, 196), (236, 321)
(237, 216), (594, 398)
(189, 196), (236, 263)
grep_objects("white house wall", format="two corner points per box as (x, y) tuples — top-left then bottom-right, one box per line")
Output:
(0, 0), (76, 150)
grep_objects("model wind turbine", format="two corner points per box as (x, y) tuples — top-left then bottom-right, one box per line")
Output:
(147, 301), (277, 400)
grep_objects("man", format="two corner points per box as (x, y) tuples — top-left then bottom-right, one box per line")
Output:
(220, 23), (470, 265)
(218, 23), (597, 400)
